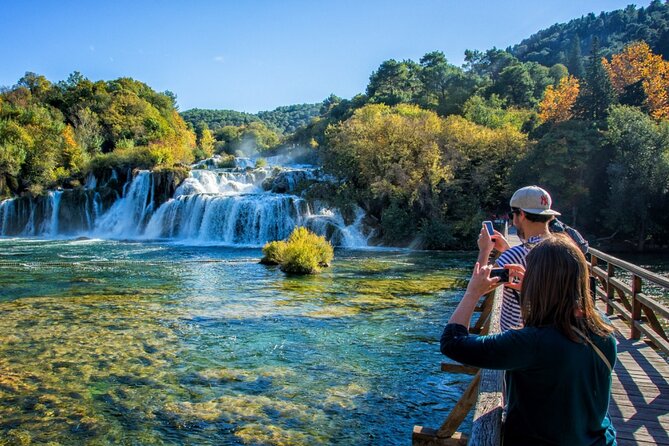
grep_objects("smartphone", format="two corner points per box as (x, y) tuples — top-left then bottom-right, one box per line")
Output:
(483, 220), (494, 236)
(490, 267), (509, 283)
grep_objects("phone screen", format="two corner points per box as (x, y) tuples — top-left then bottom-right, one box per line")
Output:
(483, 221), (494, 236)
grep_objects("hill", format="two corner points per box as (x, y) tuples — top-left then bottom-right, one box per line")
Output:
(181, 103), (321, 135)
(511, 0), (669, 69)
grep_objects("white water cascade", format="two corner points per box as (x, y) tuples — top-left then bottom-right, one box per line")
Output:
(0, 162), (371, 248)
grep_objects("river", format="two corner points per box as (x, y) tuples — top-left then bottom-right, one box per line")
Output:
(0, 238), (476, 445)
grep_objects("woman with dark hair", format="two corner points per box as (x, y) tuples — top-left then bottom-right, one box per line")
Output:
(441, 234), (617, 445)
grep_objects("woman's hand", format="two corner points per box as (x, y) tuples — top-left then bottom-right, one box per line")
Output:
(449, 262), (502, 328)
(465, 262), (502, 297)
(504, 264), (525, 291)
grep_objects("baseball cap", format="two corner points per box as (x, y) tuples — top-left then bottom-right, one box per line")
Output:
(510, 186), (561, 216)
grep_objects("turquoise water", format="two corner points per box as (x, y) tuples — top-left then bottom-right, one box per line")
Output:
(0, 239), (476, 445)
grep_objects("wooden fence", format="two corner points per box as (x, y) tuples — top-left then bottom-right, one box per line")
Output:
(412, 286), (505, 446)
(589, 248), (669, 355)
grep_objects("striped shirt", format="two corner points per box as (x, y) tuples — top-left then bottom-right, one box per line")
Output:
(496, 236), (544, 331)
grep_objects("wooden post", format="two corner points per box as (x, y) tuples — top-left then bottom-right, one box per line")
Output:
(631, 274), (642, 339)
(606, 261), (615, 315)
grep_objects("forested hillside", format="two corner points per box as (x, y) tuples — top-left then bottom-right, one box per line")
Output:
(511, 0), (669, 70)
(257, 103), (321, 133)
(0, 72), (195, 198)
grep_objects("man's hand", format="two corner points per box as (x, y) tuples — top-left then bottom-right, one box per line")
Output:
(492, 230), (510, 253)
(477, 226), (510, 265)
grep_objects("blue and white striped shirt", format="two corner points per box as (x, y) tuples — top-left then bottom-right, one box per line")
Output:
(496, 236), (543, 331)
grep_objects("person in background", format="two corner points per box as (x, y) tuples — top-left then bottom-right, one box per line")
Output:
(441, 234), (617, 445)
(477, 185), (561, 331)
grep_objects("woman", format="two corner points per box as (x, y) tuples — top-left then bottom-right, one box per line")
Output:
(441, 234), (617, 445)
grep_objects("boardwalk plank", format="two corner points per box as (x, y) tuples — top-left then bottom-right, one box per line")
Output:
(595, 300), (669, 446)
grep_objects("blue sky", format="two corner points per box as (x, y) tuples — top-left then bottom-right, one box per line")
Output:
(0, 0), (652, 112)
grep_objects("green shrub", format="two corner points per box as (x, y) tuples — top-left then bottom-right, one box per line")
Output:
(260, 240), (286, 265)
(260, 227), (334, 274)
(216, 154), (236, 168)
(255, 157), (267, 168)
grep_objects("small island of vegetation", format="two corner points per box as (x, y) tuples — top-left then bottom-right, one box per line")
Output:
(261, 227), (334, 274)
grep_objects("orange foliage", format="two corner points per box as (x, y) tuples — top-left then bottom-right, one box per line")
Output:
(603, 41), (669, 120)
(539, 75), (580, 123)
(62, 124), (77, 149)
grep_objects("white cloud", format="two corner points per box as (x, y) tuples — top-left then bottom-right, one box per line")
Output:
(213, 55), (224, 63)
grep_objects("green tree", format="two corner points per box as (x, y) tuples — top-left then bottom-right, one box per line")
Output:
(490, 63), (536, 107)
(366, 59), (421, 105)
(566, 35), (586, 79)
(576, 38), (617, 121)
(511, 120), (602, 227)
(195, 123), (215, 160)
(323, 103), (449, 244)
(605, 105), (669, 250)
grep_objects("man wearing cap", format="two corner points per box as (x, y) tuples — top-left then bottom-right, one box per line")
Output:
(477, 185), (561, 331)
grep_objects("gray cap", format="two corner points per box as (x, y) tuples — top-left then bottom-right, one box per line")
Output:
(510, 186), (561, 216)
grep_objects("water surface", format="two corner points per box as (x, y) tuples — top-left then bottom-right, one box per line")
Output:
(0, 239), (475, 445)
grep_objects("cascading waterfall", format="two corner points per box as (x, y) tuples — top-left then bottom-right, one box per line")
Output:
(93, 171), (154, 238)
(0, 161), (371, 247)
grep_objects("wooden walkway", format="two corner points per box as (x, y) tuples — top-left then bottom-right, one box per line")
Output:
(602, 306), (669, 446)
(413, 230), (669, 446)
(508, 230), (669, 445)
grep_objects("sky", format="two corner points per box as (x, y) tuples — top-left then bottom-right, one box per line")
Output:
(0, 0), (653, 113)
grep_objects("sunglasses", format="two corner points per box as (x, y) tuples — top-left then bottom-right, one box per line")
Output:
(507, 208), (520, 219)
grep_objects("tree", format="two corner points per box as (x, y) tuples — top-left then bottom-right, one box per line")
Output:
(576, 38), (616, 121)
(323, 103), (449, 243)
(197, 124), (215, 159)
(61, 124), (86, 174)
(464, 48), (518, 80)
(539, 75), (580, 123)
(603, 41), (669, 120)
(17, 72), (52, 100)
(566, 35), (586, 79)
(366, 59), (421, 105)
(549, 64), (569, 85)
(511, 120), (602, 227)
(490, 63), (536, 107)
(605, 105), (669, 249)
(463, 95), (535, 130)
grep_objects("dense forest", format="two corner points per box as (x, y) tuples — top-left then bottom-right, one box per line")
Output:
(511, 0), (669, 67)
(1, 1), (668, 250)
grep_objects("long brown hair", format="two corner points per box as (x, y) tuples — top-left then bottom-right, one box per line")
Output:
(520, 234), (613, 341)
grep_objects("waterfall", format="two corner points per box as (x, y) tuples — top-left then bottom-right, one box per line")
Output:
(0, 161), (371, 247)
(0, 199), (15, 236)
(48, 191), (63, 236)
(93, 171), (153, 238)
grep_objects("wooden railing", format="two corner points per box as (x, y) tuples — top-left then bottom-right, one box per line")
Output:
(589, 248), (669, 355)
(413, 245), (669, 445)
(412, 286), (505, 446)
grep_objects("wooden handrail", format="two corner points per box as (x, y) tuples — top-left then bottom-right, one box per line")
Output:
(468, 287), (504, 446)
(412, 221), (506, 446)
(589, 248), (669, 288)
(589, 248), (669, 355)
(413, 287), (505, 446)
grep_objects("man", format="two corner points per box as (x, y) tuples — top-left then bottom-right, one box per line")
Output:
(477, 185), (561, 331)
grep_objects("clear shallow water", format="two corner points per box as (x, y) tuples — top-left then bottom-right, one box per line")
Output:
(0, 238), (476, 445)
